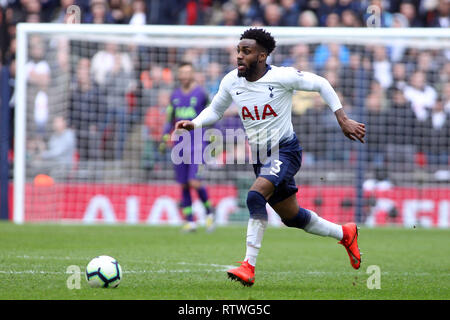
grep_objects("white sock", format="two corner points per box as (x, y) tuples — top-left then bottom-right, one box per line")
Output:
(304, 209), (343, 240)
(244, 218), (267, 267)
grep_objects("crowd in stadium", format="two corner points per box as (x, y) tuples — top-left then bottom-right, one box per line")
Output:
(0, 0), (449, 183)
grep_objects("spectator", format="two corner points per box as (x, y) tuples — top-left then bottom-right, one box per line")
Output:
(442, 82), (450, 114)
(439, 62), (450, 98)
(109, 0), (128, 24)
(297, 10), (318, 27)
(313, 42), (350, 71)
(384, 88), (419, 172)
(101, 52), (136, 160)
(70, 58), (103, 161)
(141, 90), (171, 174)
(341, 9), (362, 27)
(235, 0), (262, 26)
(90, 42), (133, 86)
(204, 62), (223, 99)
(387, 13), (410, 62)
(388, 62), (407, 97)
(370, 80), (388, 110)
(317, 0), (338, 26)
(324, 94), (355, 162)
(219, 1), (241, 26)
(340, 53), (372, 107)
(263, 2), (282, 26)
(338, 0), (362, 15)
(30, 115), (77, 181)
(372, 45), (393, 90)
(128, 0), (147, 25)
(392, 12), (410, 27)
(145, 0), (185, 25)
(325, 12), (341, 27)
(399, 0), (423, 27)
(83, 0), (115, 24)
(296, 96), (328, 164)
(24, 0), (43, 22)
(403, 71), (438, 121)
(39, 116), (76, 165)
(416, 51), (439, 85)
(26, 36), (51, 137)
(51, 0), (75, 23)
(26, 36), (50, 89)
(280, 0), (300, 26)
(365, 92), (387, 167)
(429, 0), (450, 27)
(423, 99), (450, 166)
(140, 63), (173, 112)
(282, 43), (311, 70)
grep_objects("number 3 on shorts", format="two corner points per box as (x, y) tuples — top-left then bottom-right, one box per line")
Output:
(269, 160), (283, 176)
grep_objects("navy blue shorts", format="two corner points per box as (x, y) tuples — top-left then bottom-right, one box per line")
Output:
(252, 134), (302, 206)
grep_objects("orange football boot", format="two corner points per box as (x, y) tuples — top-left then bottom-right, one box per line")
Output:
(339, 223), (361, 269)
(227, 260), (255, 287)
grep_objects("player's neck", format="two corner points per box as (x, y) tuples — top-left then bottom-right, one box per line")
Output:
(245, 64), (270, 82)
(180, 82), (196, 93)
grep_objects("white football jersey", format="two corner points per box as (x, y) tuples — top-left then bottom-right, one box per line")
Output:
(193, 65), (342, 147)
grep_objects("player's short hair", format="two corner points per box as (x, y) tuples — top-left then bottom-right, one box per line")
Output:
(178, 61), (194, 69)
(240, 28), (276, 55)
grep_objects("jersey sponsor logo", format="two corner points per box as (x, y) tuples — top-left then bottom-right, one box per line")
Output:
(175, 106), (198, 119)
(241, 104), (278, 121)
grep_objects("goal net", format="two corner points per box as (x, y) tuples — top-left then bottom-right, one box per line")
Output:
(13, 24), (450, 227)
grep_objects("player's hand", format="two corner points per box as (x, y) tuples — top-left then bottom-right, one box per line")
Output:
(158, 134), (170, 154)
(335, 109), (365, 143)
(158, 142), (166, 154)
(340, 118), (366, 143)
(175, 120), (195, 131)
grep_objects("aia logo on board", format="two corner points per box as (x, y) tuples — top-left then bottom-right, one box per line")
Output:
(241, 104), (278, 121)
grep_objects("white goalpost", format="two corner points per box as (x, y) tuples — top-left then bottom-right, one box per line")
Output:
(13, 23), (450, 226)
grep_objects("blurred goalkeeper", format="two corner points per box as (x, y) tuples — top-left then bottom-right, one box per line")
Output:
(160, 62), (215, 232)
(175, 28), (366, 286)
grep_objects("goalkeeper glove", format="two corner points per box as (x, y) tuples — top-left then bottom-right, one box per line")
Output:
(159, 134), (170, 154)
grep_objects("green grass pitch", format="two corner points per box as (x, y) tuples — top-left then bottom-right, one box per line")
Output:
(0, 222), (448, 300)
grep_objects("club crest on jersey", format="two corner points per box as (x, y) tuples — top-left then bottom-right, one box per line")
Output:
(241, 104), (278, 121)
(268, 86), (274, 98)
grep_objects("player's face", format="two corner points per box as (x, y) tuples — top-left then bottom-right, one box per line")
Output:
(178, 65), (194, 88)
(236, 39), (265, 78)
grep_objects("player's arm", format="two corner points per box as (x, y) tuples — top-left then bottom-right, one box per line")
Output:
(289, 70), (365, 143)
(175, 77), (232, 131)
(159, 104), (175, 153)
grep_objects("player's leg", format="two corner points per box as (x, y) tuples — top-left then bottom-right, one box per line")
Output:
(189, 178), (215, 232)
(187, 162), (215, 232)
(243, 176), (274, 265)
(175, 163), (196, 232)
(227, 176), (274, 286)
(271, 192), (361, 269)
(271, 193), (343, 239)
(180, 183), (196, 231)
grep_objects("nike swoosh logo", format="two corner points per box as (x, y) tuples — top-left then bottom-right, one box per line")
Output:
(236, 91), (244, 95)
(350, 251), (360, 265)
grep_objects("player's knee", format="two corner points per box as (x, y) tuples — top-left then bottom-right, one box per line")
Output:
(282, 207), (311, 229)
(188, 180), (200, 189)
(247, 190), (268, 220)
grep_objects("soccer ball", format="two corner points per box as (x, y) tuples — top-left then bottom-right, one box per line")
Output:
(85, 255), (122, 288)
